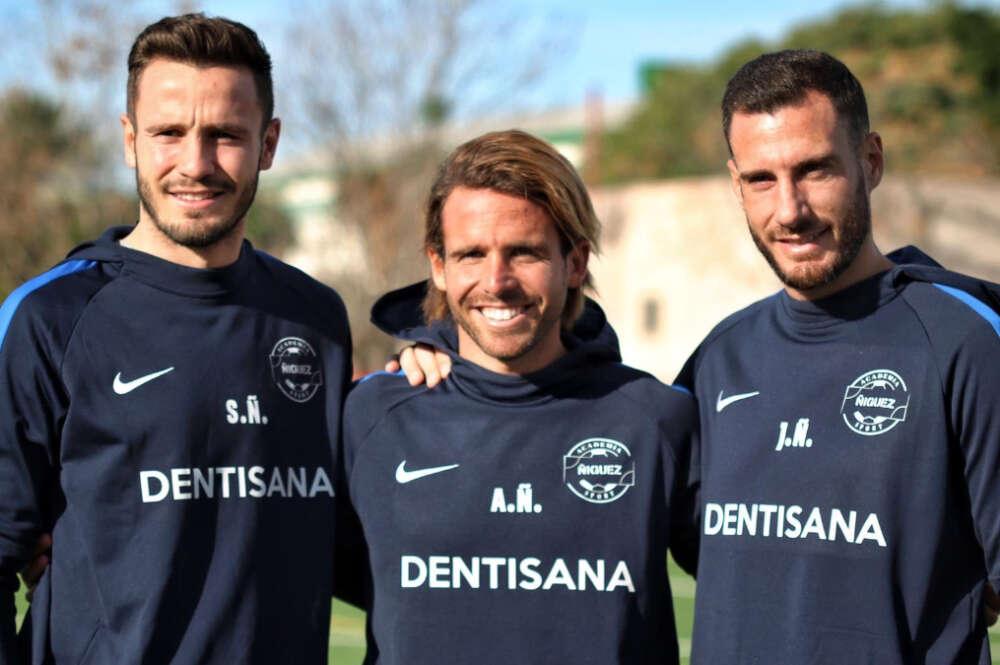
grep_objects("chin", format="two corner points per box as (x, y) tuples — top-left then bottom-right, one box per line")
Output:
(781, 260), (839, 292)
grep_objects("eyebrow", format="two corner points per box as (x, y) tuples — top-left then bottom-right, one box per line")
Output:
(793, 154), (840, 176)
(446, 241), (548, 259)
(737, 153), (842, 182)
(737, 168), (773, 183)
(447, 244), (478, 259)
(143, 122), (251, 136)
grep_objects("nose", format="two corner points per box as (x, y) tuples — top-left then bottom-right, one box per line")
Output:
(485, 254), (516, 294)
(773, 178), (807, 228)
(178, 135), (214, 181)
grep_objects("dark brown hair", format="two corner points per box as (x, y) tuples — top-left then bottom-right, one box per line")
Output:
(423, 129), (600, 327)
(722, 49), (869, 152)
(127, 13), (273, 130)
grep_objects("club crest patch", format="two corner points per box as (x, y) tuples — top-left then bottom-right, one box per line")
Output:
(270, 337), (323, 403)
(841, 369), (909, 436)
(562, 438), (635, 504)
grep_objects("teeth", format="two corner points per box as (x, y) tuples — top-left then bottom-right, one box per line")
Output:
(173, 192), (215, 201)
(481, 307), (521, 321)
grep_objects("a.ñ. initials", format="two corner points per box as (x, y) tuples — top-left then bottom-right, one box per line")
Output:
(490, 483), (542, 513)
(775, 418), (812, 451)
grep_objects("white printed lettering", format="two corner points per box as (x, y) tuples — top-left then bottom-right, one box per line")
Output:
(401, 556), (426, 587)
(140, 470), (169, 503)
(543, 558), (576, 590)
(702, 502), (886, 548)
(490, 488), (507, 512)
(171, 468), (192, 500)
(225, 399), (239, 424)
(429, 556), (450, 588)
(606, 560), (636, 593)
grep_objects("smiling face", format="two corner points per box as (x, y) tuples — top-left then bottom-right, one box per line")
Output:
(121, 58), (279, 264)
(727, 89), (887, 300)
(429, 186), (589, 375)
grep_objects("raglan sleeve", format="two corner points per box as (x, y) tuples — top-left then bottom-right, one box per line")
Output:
(949, 318), (1000, 588)
(673, 344), (701, 395)
(0, 300), (63, 664)
(331, 382), (374, 610)
(663, 389), (700, 577)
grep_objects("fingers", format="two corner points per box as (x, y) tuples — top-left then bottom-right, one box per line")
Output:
(432, 348), (452, 384)
(396, 344), (452, 388)
(413, 346), (443, 387)
(398, 346), (426, 386)
(985, 582), (1000, 627)
(384, 355), (401, 374)
(20, 533), (52, 602)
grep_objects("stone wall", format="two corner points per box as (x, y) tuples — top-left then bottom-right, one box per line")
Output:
(589, 175), (1000, 382)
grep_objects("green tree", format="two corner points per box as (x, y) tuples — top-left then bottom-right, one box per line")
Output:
(598, 3), (1000, 182)
(0, 90), (133, 297)
(948, 4), (1000, 169)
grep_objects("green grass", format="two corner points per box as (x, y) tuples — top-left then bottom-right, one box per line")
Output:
(329, 598), (366, 664)
(669, 554), (695, 665)
(15, 573), (1000, 665)
(13, 580), (27, 632)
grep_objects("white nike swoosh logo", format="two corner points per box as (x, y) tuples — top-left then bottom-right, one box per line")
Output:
(395, 461), (460, 484)
(113, 367), (175, 395)
(716, 390), (760, 412)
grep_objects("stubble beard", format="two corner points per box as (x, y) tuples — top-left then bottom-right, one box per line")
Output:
(136, 166), (259, 249)
(449, 293), (562, 366)
(750, 175), (871, 293)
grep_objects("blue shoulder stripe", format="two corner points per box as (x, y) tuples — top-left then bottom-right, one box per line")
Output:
(357, 369), (406, 384)
(933, 283), (1000, 339)
(0, 260), (98, 349)
(668, 383), (693, 397)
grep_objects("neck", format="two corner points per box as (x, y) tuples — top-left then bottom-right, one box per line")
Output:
(457, 331), (567, 376)
(123, 216), (245, 269)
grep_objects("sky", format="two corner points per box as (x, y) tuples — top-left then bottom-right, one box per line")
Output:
(202, 0), (1000, 107)
(2, 0), (998, 165)
(5, 0), (999, 112)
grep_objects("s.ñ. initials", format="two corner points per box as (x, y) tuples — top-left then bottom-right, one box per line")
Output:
(776, 418), (812, 451)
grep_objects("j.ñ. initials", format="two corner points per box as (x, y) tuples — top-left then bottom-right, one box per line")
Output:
(776, 418), (812, 451)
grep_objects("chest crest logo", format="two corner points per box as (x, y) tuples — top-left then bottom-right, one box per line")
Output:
(563, 438), (634, 504)
(270, 337), (323, 403)
(841, 369), (909, 436)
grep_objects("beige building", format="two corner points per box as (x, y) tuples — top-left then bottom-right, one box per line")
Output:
(588, 175), (1000, 382)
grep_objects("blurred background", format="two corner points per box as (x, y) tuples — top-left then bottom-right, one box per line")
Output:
(2, 0), (999, 378)
(3, 1), (1000, 662)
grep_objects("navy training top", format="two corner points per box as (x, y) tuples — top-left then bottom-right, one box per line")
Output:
(0, 227), (353, 664)
(342, 282), (699, 665)
(677, 246), (1000, 664)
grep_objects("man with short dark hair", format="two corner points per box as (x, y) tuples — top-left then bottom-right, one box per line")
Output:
(344, 129), (698, 664)
(678, 49), (1000, 663)
(0, 14), (352, 663)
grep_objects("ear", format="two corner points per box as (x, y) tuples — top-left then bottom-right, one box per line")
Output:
(428, 247), (447, 292)
(259, 118), (281, 171)
(121, 114), (137, 169)
(859, 131), (883, 193)
(565, 241), (590, 289)
(727, 158), (745, 209)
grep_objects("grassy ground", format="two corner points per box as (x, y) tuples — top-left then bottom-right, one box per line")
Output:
(14, 568), (1000, 664)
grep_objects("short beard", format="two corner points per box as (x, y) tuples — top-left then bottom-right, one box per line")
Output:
(750, 174), (871, 293)
(448, 290), (563, 366)
(136, 168), (259, 249)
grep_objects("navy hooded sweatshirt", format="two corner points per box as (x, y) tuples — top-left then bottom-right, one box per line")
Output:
(676, 247), (1000, 664)
(0, 227), (352, 664)
(341, 282), (699, 665)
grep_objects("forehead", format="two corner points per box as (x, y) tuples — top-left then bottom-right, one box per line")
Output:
(133, 58), (262, 125)
(729, 90), (850, 167)
(440, 187), (555, 247)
